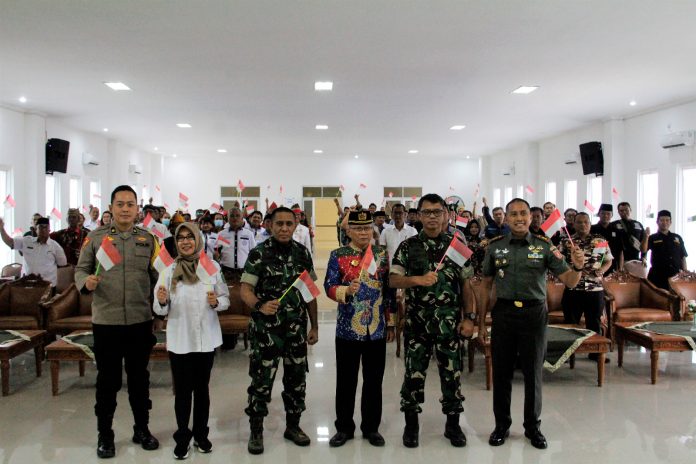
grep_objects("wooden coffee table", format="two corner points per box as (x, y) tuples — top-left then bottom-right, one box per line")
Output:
(615, 322), (693, 384)
(0, 330), (46, 396)
(45, 331), (169, 395)
(468, 325), (611, 389)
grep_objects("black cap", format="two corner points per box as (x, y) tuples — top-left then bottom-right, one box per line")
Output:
(657, 210), (671, 219)
(373, 211), (387, 218)
(348, 211), (373, 225)
(598, 203), (613, 214)
(36, 218), (50, 226)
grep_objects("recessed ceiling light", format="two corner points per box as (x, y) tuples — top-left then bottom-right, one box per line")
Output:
(314, 81), (333, 91)
(154, 147), (159, 151)
(217, 149), (227, 153)
(176, 123), (192, 128)
(18, 96), (27, 103)
(104, 82), (131, 91)
(315, 124), (328, 130)
(172, 154), (177, 158)
(450, 125), (466, 130)
(511, 86), (539, 94)
(103, 128), (109, 132)
(466, 155), (470, 159)
(313, 149), (323, 154)
(408, 150), (419, 154)
(354, 155), (359, 159)
(629, 100), (637, 106)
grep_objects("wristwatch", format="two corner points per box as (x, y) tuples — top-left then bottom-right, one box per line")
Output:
(254, 301), (264, 311)
(463, 312), (477, 321)
(572, 265), (584, 272)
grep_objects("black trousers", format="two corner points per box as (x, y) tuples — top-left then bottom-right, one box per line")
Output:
(92, 320), (155, 432)
(334, 337), (386, 435)
(561, 288), (604, 334)
(169, 351), (215, 442)
(491, 300), (547, 433)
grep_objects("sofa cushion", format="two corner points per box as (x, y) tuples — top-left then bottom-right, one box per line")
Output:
(48, 316), (92, 333)
(0, 315), (40, 329)
(614, 307), (672, 322)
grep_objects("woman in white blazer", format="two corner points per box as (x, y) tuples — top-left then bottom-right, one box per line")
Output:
(154, 222), (230, 460)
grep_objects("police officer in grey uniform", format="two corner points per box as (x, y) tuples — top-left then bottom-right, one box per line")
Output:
(478, 198), (585, 450)
(75, 185), (161, 459)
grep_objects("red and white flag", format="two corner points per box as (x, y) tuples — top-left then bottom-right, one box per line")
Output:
(612, 187), (620, 201)
(155, 185), (161, 192)
(92, 193), (102, 199)
(359, 183), (367, 189)
(196, 249), (218, 283)
(246, 205), (254, 215)
(153, 246), (174, 274)
(411, 195), (417, 201)
(279, 184), (284, 194)
(96, 237), (122, 271)
(388, 191), (394, 198)
(237, 179), (245, 191)
(444, 235), (473, 267)
(50, 208), (63, 221)
(216, 235), (231, 248)
(584, 200), (596, 215)
(210, 202), (221, 214)
(339, 184), (345, 192)
(163, 202), (170, 210)
(541, 208), (563, 236)
(151, 227), (165, 239)
(3, 195), (16, 209)
(593, 240), (609, 255)
(142, 213), (155, 229)
(359, 245), (378, 276)
(81, 205), (89, 214)
(292, 270), (321, 303)
(12, 227), (23, 236)
(525, 185), (535, 195)
(455, 215), (469, 228)
(178, 192), (189, 205)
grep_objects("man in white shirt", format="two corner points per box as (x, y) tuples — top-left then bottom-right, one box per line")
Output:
(291, 208), (312, 255)
(255, 214), (272, 244)
(84, 206), (101, 231)
(0, 217), (67, 286)
(379, 204), (417, 266)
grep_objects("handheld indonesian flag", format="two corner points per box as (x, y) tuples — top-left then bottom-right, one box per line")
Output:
(593, 240), (609, 255)
(359, 183), (367, 189)
(12, 227), (23, 236)
(151, 227), (165, 239)
(81, 205), (89, 214)
(388, 191), (394, 198)
(541, 208), (563, 236)
(216, 235), (231, 248)
(92, 193), (101, 199)
(210, 202), (221, 214)
(340, 184), (345, 192)
(359, 245), (378, 276)
(584, 200), (596, 215)
(246, 204), (254, 215)
(442, 234), (473, 268)
(196, 249), (218, 283)
(96, 237), (122, 272)
(3, 195), (16, 209)
(142, 213), (155, 229)
(50, 208), (63, 221)
(291, 270), (321, 303)
(155, 185), (161, 192)
(525, 185), (535, 195)
(612, 187), (620, 201)
(279, 184), (284, 194)
(178, 192), (189, 205)
(455, 215), (469, 228)
(238, 179), (245, 191)
(153, 246), (174, 274)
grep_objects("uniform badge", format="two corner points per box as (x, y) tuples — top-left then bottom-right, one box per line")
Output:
(498, 269), (505, 278)
(81, 237), (91, 249)
(350, 259), (359, 267)
(675, 238), (681, 245)
(501, 248), (509, 254)
(136, 236), (147, 242)
(550, 245), (562, 259)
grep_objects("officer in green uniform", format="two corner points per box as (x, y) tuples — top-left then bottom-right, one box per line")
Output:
(74, 185), (161, 459)
(478, 198), (585, 450)
(240, 206), (319, 455)
(390, 193), (475, 449)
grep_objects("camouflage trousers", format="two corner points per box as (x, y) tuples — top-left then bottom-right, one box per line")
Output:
(400, 330), (464, 415)
(244, 317), (308, 418)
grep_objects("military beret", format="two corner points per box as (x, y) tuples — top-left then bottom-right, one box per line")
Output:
(36, 218), (50, 226)
(657, 210), (671, 219)
(348, 211), (373, 225)
(598, 203), (613, 213)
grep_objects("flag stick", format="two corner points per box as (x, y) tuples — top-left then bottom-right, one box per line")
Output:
(278, 276), (299, 303)
(95, 261), (102, 276)
(563, 225), (575, 248)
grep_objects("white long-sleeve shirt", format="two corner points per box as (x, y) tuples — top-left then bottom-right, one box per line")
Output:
(153, 261), (230, 354)
(292, 223), (312, 255)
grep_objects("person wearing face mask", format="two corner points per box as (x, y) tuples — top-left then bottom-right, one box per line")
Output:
(154, 222), (230, 459)
(139, 205), (171, 243)
(161, 211), (171, 228)
(213, 213), (225, 232)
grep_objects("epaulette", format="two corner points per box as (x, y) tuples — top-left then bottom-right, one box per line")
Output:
(533, 234), (551, 243)
(488, 235), (505, 244)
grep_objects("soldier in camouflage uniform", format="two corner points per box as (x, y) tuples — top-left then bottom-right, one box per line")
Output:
(558, 212), (613, 357)
(390, 193), (475, 449)
(240, 206), (319, 455)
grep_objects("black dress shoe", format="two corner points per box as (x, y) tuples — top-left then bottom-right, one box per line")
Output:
(97, 432), (115, 459)
(132, 426), (160, 451)
(363, 432), (385, 447)
(524, 429), (548, 449)
(488, 427), (510, 446)
(329, 431), (354, 447)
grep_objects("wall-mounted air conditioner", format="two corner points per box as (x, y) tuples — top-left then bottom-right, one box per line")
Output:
(128, 163), (143, 175)
(660, 130), (695, 149)
(82, 152), (100, 166)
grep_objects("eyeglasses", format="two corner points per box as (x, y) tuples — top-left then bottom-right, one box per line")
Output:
(176, 235), (196, 242)
(350, 226), (373, 233)
(419, 209), (445, 217)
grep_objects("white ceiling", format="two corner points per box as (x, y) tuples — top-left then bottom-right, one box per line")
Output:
(2, 0), (696, 160)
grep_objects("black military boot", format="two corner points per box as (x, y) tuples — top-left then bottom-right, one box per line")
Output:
(132, 424), (159, 451)
(248, 417), (264, 455)
(97, 430), (115, 459)
(402, 411), (419, 448)
(284, 413), (311, 446)
(444, 414), (467, 447)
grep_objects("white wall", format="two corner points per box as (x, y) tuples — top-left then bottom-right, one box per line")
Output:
(160, 154), (480, 211)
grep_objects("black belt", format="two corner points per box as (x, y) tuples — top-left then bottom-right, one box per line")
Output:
(497, 298), (545, 308)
